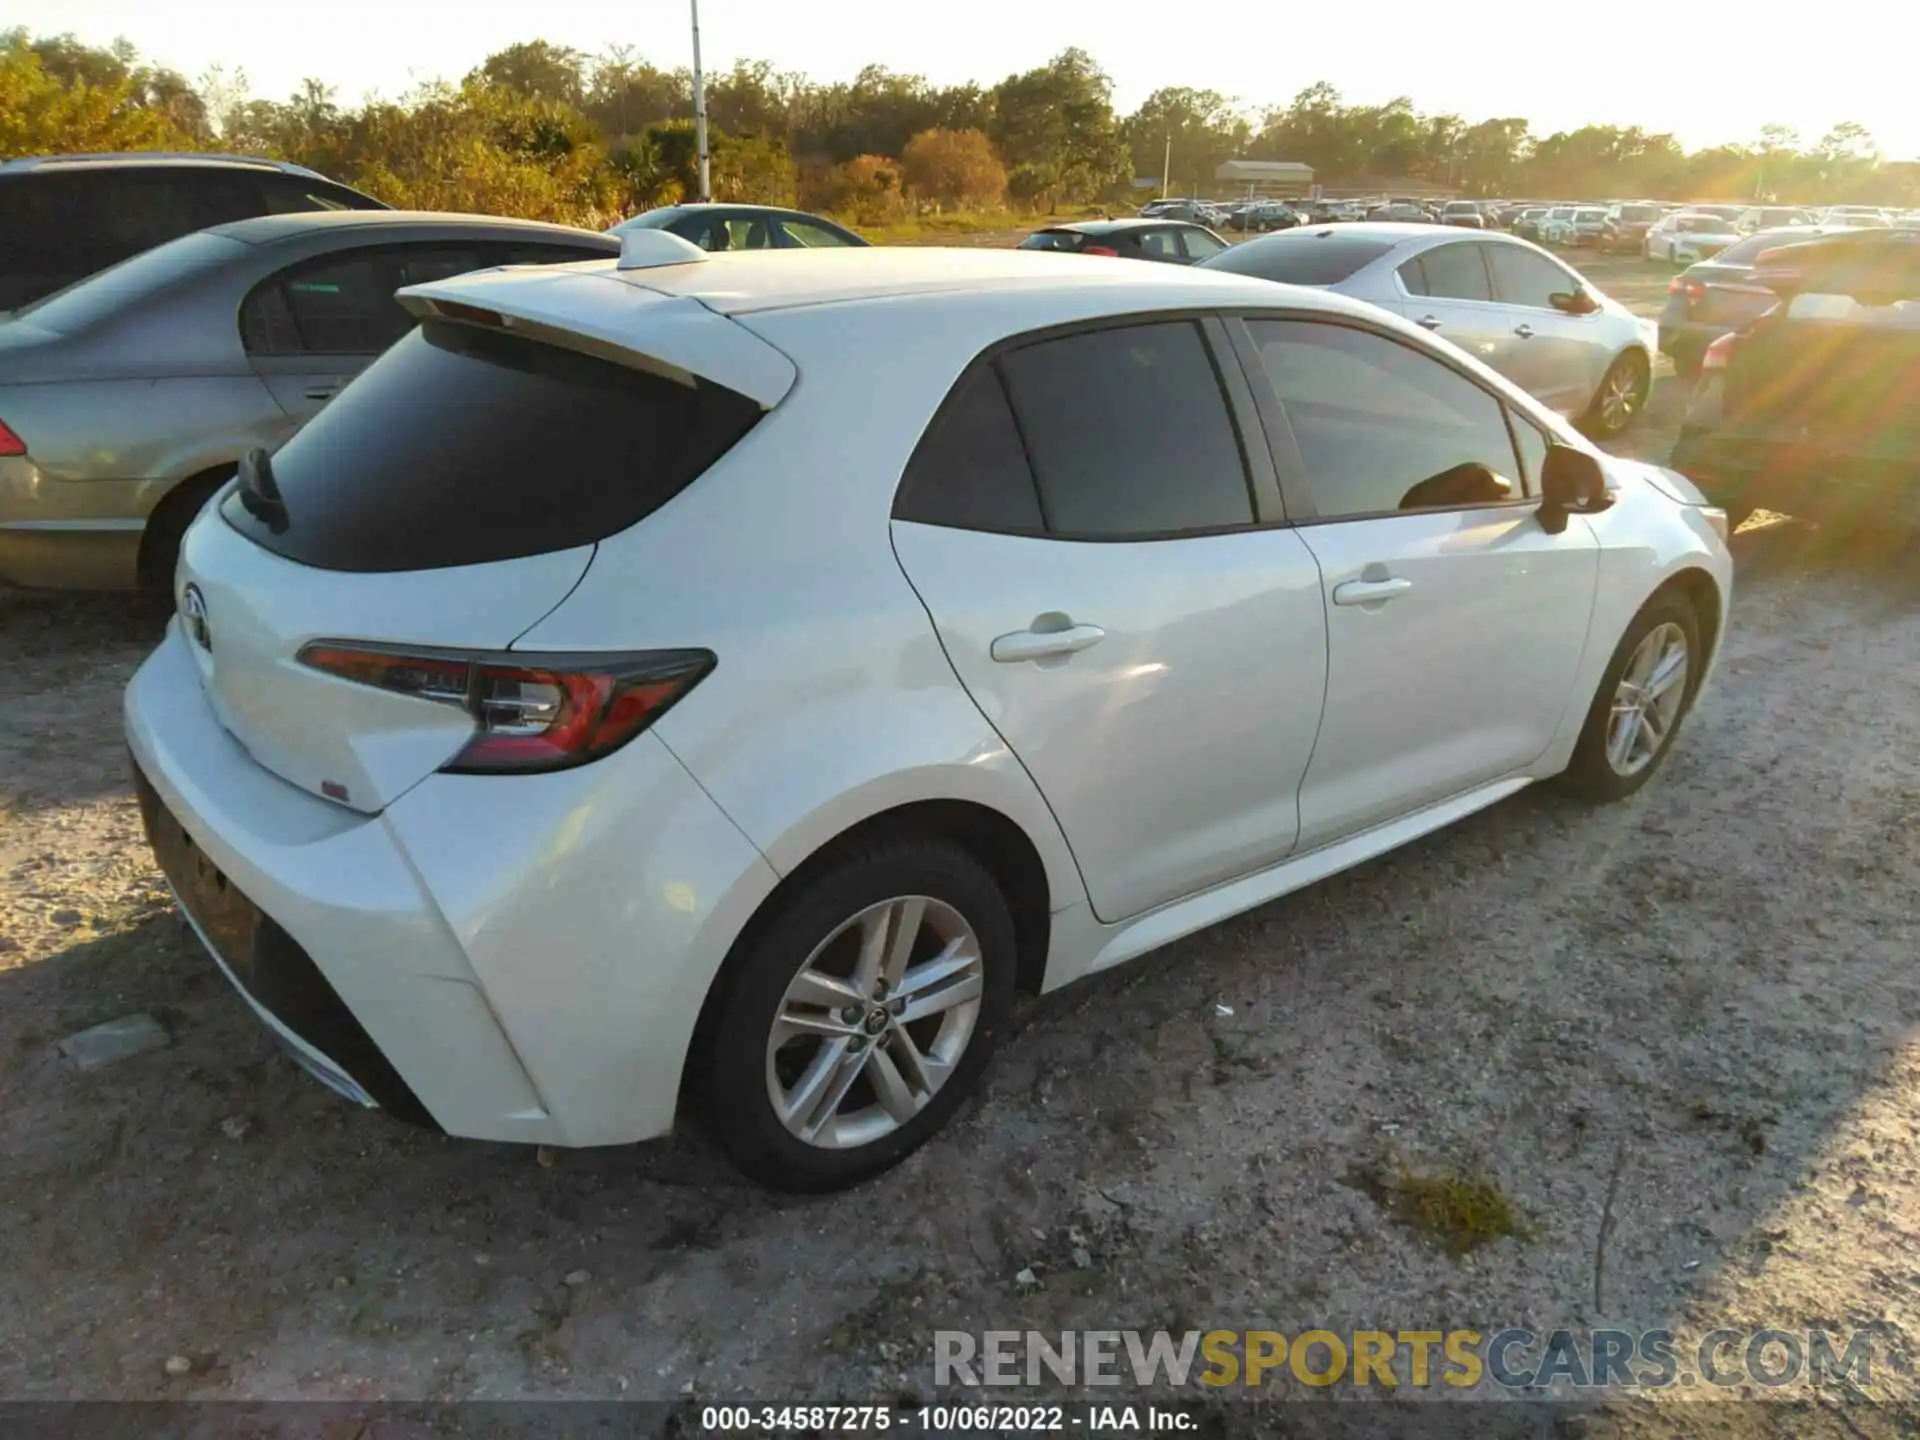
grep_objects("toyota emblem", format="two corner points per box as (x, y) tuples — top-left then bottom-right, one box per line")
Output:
(182, 583), (211, 651)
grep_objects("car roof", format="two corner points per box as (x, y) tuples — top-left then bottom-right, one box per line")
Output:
(204, 210), (617, 246)
(1043, 219), (1205, 236)
(0, 151), (329, 179)
(419, 244), (1395, 325)
(634, 203), (811, 218)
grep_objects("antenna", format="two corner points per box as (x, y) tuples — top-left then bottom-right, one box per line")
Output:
(617, 229), (709, 271)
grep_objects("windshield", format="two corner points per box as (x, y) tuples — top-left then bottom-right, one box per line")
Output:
(1576, 209), (1606, 222)
(1620, 205), (1661, 222)
(10, 230), (245, 332)
(1199, 232), (1398, 285)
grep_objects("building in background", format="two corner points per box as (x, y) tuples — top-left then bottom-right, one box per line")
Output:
(1214, 160), (1314, 199)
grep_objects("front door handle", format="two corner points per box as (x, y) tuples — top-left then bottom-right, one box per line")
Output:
(1416, 314), (1443, 330)
(991, 622), (1107, 663)
(1331, 577), (1413, 607)
(1512, 324), (1535, 339)
(303, 385), (342, 401)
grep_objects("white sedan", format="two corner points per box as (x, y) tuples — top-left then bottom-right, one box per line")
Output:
(1647, 212), (1743, 264)
(126, 238), (1732, 1191)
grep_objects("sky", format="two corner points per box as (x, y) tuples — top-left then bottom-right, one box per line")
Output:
(15, 0), (1918, 160)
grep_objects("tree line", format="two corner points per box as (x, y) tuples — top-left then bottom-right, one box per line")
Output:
(4, 27), (1913, 230)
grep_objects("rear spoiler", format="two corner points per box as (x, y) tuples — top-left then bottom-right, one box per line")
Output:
(396, 267), (797, 409)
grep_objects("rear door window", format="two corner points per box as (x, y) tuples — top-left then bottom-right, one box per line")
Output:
(240, 245), (495, 358)
(1138, 229), (1182, 260)
(778, 218), (857, 248)
(1406, 243), (1493, 301)
(997, 320), (1254, 536)
(220, 320), (763, 571)
(1180, 229), (1226, 261)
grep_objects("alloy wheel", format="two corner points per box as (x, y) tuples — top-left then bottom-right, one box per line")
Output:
(1597, 358), (1645, 435)
(1606, 622), (1689, 777)
(765, 895), (984, 1149)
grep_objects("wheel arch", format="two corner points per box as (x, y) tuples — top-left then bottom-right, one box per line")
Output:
(137, 460), (237, 589)
(677, 794), (1057, 1121)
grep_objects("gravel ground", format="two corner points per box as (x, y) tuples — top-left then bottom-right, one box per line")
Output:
(3, 256), (1917, 1425)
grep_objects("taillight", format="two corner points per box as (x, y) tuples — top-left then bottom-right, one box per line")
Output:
(296, 643), (714, 775)
(1701, 332), (1740, 372)
(1082, 244), (1121, 257)
(0, 417), (25, 457)
(1668, 277), (1706, 310)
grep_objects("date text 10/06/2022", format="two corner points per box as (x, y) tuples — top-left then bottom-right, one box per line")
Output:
(700, 1406), (1196, 1432)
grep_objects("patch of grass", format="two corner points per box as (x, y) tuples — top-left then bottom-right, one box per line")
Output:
(1343, 1162), (1528, 1255)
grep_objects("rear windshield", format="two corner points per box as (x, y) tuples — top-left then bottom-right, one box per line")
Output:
(1017, 231), (1087, 252)
(1199, 233), (1396, 286)
(1620, 205), (1661, 222)
(220, 320), (763, 572)
(9, 230), (245, 330)
(1713, 230), (1821, 266)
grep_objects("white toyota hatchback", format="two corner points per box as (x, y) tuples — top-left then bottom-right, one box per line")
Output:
(126, 237), (1733, 1191)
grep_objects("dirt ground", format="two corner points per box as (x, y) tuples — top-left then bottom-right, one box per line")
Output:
(3, 253), (1918, 1423)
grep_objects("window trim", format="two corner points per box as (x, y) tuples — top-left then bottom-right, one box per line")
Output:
(1223, 310), (1548, 526)
(890, 309), (1283, 543)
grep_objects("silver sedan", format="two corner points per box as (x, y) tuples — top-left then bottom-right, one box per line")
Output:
(0, 212), (618, 591)
(1202, 223), (1657, 437)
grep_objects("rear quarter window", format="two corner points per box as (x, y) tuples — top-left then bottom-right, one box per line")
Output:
(220, 320), (763, 571)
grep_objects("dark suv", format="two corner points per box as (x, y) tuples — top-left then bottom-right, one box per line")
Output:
(0, 152), (388, 311)
(1670, 228), (1920, 526)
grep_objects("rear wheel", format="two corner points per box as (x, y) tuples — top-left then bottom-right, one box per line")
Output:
(138, 469), (233, 592)
(697, 833), (1016, 1191)
(1559, 592), (1702, 803)
(1584, 350), (1650, 438)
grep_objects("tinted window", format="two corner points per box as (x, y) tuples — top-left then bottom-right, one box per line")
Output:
(1200, 232), (1398, 286)
(220, 321), (762, 571)
(1486, 245), (1574, 308)
(1407, 243), (1492, 301)
(780, 219), (857, 248)
(1017, 231), (1085, 252)
(1180, 229), (1226, 260)
(893, 368), (1044, 532)
(1138, 229), (1182, 259)
(1248, 320), (1524, 519)
(242, 245), (496, 357)
(998, 321), (1253, 537)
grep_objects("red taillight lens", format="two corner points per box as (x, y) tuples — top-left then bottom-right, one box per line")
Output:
(1082, 244), (1121, 257)
(297, 643), (714, 775)
(1667, 277), (1706, 310)
(0, 417), (26, 457)
(1701, 332), (1740, 372)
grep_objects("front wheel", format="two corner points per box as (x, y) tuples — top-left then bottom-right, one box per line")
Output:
(1584, 350), (1650, 439)
(1559, 592), (1702, 803)
(696, 833), (1016, 1191)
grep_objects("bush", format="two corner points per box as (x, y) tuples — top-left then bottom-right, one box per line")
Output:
(901, 127), (1005, 210)
(807, 153), (905, 224)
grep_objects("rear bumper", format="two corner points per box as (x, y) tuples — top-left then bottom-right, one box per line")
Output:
(0, 460), (146, 590)
(1671, 426), (1920, 521)
(125, 623), (781, 1147)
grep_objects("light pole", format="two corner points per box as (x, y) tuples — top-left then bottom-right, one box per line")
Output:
(690, 0), (712, 202)
(1161, 133), (1172, 198)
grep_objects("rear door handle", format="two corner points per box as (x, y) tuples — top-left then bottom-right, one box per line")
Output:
(1416, 314), (1443, 330)
(991, 623), (1106, 663)
(1331, 577), (1412, 607)
(1512, 324), (1535, 339)
(303, 386), (342, 401)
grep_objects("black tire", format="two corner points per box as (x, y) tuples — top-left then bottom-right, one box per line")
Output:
(138, 469), (233, 592)
(1559, 590), (1703, 803)
(696, 831), (1016, 1191)
(1582, 349), (1650, 439)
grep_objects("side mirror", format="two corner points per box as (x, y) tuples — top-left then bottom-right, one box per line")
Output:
(1538, 444), (1612, 533)
(1549, 289), (1597, 315)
